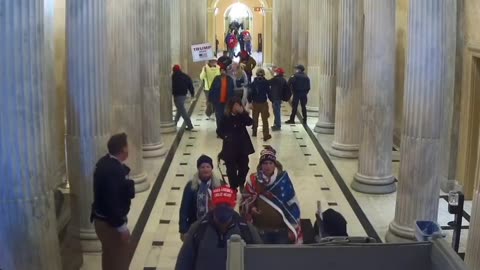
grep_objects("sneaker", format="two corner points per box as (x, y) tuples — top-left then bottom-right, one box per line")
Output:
(285, 120), (295, 124)
(263, 134), (272, 141)
(272, 126), (281, 131)
(185, 126), (194, 131)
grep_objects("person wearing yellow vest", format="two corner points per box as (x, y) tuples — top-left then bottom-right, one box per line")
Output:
(200, 58), (221, 120)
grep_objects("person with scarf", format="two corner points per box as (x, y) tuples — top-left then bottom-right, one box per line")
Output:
(179, 155), (225, 242)
(209, 63), (235, 130)
(228, 62), (249, 105)
(241, 146), (303, 244)
(217, 97), (255, 193)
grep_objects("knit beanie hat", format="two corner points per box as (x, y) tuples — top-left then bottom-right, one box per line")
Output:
(197, 154), (213, 169)
(259, 146), (277, 164)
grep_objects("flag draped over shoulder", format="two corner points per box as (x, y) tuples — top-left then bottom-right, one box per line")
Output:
(241, 171), (303, 244)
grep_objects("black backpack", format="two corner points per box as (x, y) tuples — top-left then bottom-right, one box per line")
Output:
(281, 80), (292, 102)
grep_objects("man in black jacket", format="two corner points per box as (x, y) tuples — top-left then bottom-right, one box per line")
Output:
(91, 133), (135, 270)
(286, 64), (311, 124)
(268, 67), (289, 131)
(172, 64), (195, 130)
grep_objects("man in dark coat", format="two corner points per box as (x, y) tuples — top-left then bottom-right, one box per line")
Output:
(175, 187), (262, 270)
(209, 64), (235, 130)
(286, 64), (311, 124)
(248, 68), (272, 141)
(91, 133), (135, 270)
(172, 64), (195, 130)
(268, 67), (289, 131)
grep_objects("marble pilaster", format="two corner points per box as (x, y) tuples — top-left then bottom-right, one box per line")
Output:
(291, 0), (309, 69)
(0, 1), (62, 268)
(263, 8), (274, 67)
(314, 0), (338, 134)
(352, 0), (396, 194)
(306, 0), (321, 112)
(330, 0), (363, 159)
(386, 0), (452, 242)
(466, 173), (480, 269)
(140, 0), (167, 158)
(108, 0), (149, 192)
(160, 0), (176, 134)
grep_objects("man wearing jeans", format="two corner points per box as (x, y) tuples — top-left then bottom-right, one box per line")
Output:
(268, 68), (289, 131)
(172, 65), (195, 130)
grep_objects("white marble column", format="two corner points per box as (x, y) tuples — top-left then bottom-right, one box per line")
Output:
(314, 0), (338, 134)
(291, 0), (309, 70)
(330, 0), (363, 158)
(160, 0), (176, 134)
(351, 0), (396, 194)
(108, 0), (148, 192)
(466, 172), (480, 269)
(386, 0), (451, 242)
(66, 0), (110, 252)
(140, 0), (167, 158)
(0, 2), (62, 268)
(306, 0), (321, 112)
(170, 0), (181, 67)
(273, 0), (292, 74)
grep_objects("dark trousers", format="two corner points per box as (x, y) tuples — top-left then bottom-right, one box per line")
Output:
(225, 155), (249, 190)
(289, 95), (308, 122)
(215, 103), (226, 129)
(258, 228), (292, 245)
(246, 72), (253, 83)
(95, 220), (129, 270)
(174, 96), (193, 128)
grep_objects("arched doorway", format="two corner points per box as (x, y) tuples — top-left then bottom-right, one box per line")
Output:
(208, 0), (273, 66)
(224, 3), (253, 56)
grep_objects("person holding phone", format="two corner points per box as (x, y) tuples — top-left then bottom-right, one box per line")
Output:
(217, 97), (255, 193)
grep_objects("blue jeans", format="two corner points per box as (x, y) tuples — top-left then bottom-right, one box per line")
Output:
(174, 96), (193, 128)
(215, 103), (226, 129)
(272, 100), (282, 128)
(259, 229), (292, 244)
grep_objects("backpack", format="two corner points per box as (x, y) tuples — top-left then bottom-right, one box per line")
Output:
(227, 34), (238, 49)
(281, 80), (292, 102)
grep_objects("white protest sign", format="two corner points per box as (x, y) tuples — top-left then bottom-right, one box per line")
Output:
(191, 43), (215, 62)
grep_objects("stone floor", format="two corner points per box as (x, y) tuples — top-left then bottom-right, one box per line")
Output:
(80, 74), (472, 270)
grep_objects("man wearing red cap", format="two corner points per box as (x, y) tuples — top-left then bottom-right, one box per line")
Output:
(209, 65), (235, 130)
(268, 67), (290, 131)
(175, 187), (261, 270)
(172, 64), (195, 130)
(239, 50), (256, 83)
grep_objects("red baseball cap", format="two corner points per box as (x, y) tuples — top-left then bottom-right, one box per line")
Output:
(172, 64), (181, 72)
(275, 67), (285, 75)
(212, 187), (237, 207)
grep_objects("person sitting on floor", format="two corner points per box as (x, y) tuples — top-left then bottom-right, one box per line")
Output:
(241, 146), (303, 244)
(179, 155), (225, 242)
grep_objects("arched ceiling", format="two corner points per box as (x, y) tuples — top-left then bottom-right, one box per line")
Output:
(209, 0), (270, 8)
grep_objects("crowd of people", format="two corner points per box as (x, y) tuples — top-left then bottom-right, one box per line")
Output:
(89, 52), (351, 270)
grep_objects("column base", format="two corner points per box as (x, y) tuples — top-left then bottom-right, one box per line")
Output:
(79, 229), (101, 253)
(132, 172), (149, 193)
(306, 106), (319, 112)
(440, 178), (457, 193)
(385, 221), (416, 243)
(330, 142), (359, 159)
(314, 122), (335, 134)
(351, 173), (396, 194)
(160, 122), (176, 134)
(143, 142), (167, 158)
